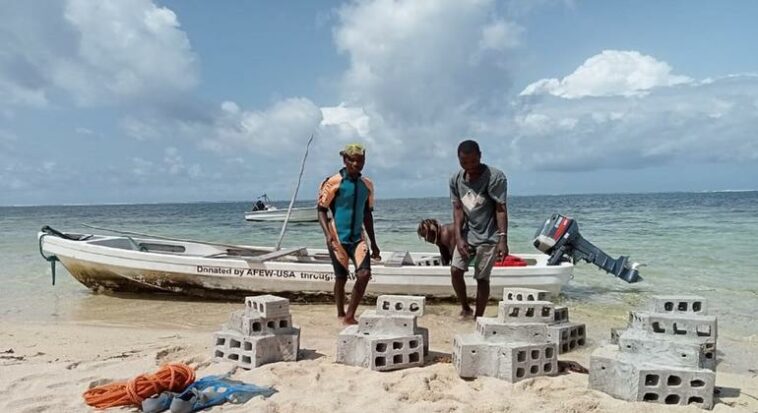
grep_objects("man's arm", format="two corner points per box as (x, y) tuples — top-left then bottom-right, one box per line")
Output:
(495, 202), (509, 259)
(452, 198), (469, 259)
(318, 208), (336, 249)
(363, 203), (380, 259)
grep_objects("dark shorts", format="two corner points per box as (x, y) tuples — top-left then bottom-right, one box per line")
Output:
(329, 242), (371, 279)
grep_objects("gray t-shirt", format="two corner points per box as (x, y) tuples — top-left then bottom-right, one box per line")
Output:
(449, 164), (507, 246)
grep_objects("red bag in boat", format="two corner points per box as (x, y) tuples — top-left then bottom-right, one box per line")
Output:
(494, 255), (527, 267)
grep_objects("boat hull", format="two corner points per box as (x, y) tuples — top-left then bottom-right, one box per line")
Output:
(40, 232), (573, 299)
(244, 207), (317, 222)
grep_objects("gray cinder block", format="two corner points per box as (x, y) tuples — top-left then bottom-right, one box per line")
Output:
(497, 301), (555, 324)
(245, 294), (290, 318)
(547, 322), (587, 354)
(368, 334), (424, 371)
(357, 310), (417, 336)
(228, 309), (293, 336)
(415, 326), (429, 356)
(628, 311), (717, 343)
(502, 288), (550, 302)
(213, 329), (299, 369)
(589, 345), (715, 409)
(552, 306), (570, 324)
(649, 296), (707, 315)
(496, 342), (558, 382)
(452, 333), (500, 378)
(336, 325), (370, 367)
(376, 295), (425, 316)
(476, 317), (549, 343)
(617, 329), (716, 370)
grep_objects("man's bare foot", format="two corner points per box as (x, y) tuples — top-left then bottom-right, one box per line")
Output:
(342, 316), (358, 325)
(458, 308), (474, 321)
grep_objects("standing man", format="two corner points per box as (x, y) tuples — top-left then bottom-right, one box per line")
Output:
(318, 143), (381, 325)
(449, 139), (509, 319)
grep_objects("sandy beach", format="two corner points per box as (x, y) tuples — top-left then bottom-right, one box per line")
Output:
(2, 300), (757, 413)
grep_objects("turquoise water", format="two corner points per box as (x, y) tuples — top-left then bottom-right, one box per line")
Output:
(1, 192), (757, 336)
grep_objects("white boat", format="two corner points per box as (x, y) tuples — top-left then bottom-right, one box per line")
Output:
(244, 206), (318, 223)
(38, 228), (573, 299)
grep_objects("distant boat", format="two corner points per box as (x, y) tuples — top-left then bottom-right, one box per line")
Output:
(38, 228), (574, 299)
(245, 193), (318, 223)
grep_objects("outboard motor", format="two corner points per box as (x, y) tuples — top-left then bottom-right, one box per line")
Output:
(533, 214), (642, 283)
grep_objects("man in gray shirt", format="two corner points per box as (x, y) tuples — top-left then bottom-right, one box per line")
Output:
(449, 139), (509, 318)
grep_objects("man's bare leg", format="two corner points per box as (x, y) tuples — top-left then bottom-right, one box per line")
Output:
(451, 267), (473, 317)
(335, 277), (347, 318)
(343, 270), (370, 325)
(475, 278), (490, 318)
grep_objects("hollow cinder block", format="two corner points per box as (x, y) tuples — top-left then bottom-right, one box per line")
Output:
(357, 310), (417, 336)
(649, 295), (707, 315)
(452, 333), (500, 378)
(336, 325), (370, 367)
(476, 317), (549, 343)
(228, 309), (294, 336)
(496, 342), (558, 382)
(497, 301), (555, 324)
(502, 288), (550, 302)
(617, 329), (716, 370)
(552, 306), (570, 324)
(547, 322), (587, 354)
(628, 311), (717, 343)
(368, 334), (424, 371)
(415, 326), (430, 356)
(213, 329), (299, 369)
(244, 294), (290, 318)
(589, 345), (715, 409)
(376, 295), (425, 316)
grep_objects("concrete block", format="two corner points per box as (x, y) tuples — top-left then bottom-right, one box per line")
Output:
(590, 345), (715, 409)
(376, 295), (425, 316)
(610, 327), (625, 345)
(649, 296), (707, 315)
(617, 329), (716, 370)
(212, 329), (299, 369)
(552, 306), (570, 324)
(452, 333), (500, 378)
(496, 342), (558, 382)
(415, 326), (429, 356)
(547, 322), (587, 354)
(228, 310), (293, 336)
(628, 311), (717, 343)
(367, 334), (424, 371)
(245, 294), (290, 318)
(476, 317), (549, 343)
(357, 310), (417, 335)
(497, 301), (555, 324)
(502, 288), (550, 302)
(336, 325), (370, 367)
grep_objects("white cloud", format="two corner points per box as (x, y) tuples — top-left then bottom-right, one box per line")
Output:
(507, 74), (758, 171)
(202, 97), (323, 156)
(0, 0), (197, 108)
(520, 50), (692, 98)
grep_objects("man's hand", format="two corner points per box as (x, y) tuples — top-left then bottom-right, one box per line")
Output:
(456, 239), (470, 260)
(496, 238), (509, 260)
(371, 245), (381, 260)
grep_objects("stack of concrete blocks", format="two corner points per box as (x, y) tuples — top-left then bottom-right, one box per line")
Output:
(212, 294), (300, 369)
(336, 295), (428, 372)
(453, 287), (586, 382)
(589, 295), (717, 409)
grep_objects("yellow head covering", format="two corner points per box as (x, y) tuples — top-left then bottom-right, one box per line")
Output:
(340, 143), (365, 157)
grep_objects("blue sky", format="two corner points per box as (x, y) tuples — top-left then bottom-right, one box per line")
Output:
(1, 0), (757, 206)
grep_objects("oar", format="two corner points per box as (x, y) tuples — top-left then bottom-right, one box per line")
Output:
(275, 134), (314, 251)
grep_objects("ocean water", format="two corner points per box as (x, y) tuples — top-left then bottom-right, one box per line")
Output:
(1, 192), (757, 337)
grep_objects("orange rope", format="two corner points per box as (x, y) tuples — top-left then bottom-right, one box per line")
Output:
(82, 363), (195, 409)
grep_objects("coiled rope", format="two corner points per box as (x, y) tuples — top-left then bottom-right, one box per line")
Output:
(82, 363), (195, 409)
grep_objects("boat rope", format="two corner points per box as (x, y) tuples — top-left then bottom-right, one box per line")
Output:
(38, 233), (59, 285)
(275, 133), (314, 251)
(38, 226), (94, 285)
(82, 363), (195, 409)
